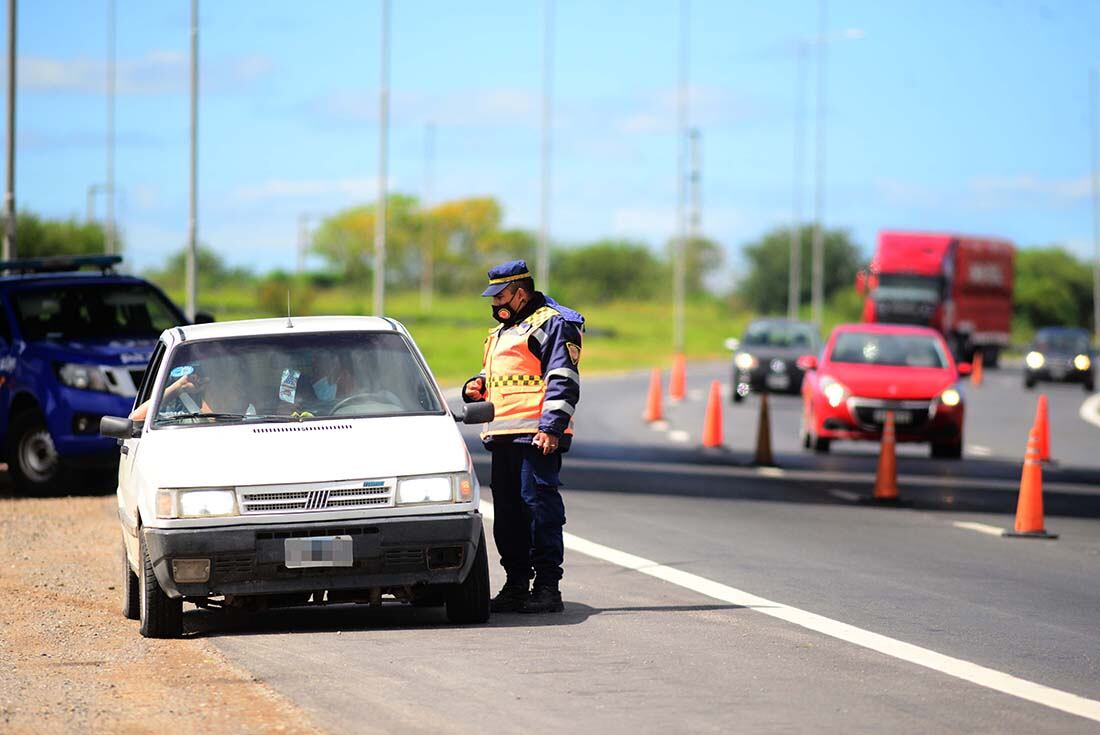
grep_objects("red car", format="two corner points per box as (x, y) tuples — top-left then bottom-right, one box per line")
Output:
(799, 324), (971, 459)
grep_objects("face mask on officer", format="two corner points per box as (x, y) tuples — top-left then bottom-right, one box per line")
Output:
(492, 285), (528, 324)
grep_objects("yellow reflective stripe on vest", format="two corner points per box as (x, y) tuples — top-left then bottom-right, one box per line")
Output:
(488, 374), (543, 388)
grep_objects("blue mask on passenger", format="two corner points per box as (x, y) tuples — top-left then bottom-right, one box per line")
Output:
(313, 377), (337, 401)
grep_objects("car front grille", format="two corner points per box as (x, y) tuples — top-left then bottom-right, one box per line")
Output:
(848, 398), (933, 430)
(238, 481), (394, 515)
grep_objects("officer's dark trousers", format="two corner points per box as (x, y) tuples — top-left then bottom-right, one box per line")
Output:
(489, 442), (566, 589)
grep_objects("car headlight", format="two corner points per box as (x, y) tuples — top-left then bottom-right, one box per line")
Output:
(1025, 351), (1045, 370)
(1074, 354), (1091, 371)
(57, 363), (111, 392)
(396, 472), (474, 505)
(734, 352), (758, 370)
(939, 387), (962, 407)
(821, 377), (849, 408)
(156, 488), (239, 519)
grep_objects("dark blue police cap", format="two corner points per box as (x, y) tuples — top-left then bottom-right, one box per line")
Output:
(481, 259), (532, 297)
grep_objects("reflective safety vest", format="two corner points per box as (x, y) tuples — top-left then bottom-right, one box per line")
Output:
(481, 305), (574, 440)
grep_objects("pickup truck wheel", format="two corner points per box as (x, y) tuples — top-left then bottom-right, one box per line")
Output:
(139, 532), (183, 638)
(6, 410), (68, 496)
(121, 538), (140, 620)
(445, 530), (490, 624)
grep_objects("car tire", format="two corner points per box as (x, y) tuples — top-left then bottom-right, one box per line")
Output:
(6, 409), (69, 496)
(139, 532), (183, 638)
(1084, 380), (1094, 394)
(931, 441), (963, 460)
(1024, 376), (1036, 390)
(445, 530), (490, 624)
(121, 537), (140, 620)
(813, 436), (831, 453)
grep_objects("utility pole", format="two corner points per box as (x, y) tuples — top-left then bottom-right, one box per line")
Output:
(538, 0), (554, 290)
(87, 183), (104, 224)
(3, 0), (16, 260)
(185, 0), (198, 321)
(105, 0), (116, 255)
(688, 127), (701, 247)
(789, 41), (808, 321)
(373, 0), (390, 317)
(421, 122), (435, 311)
(1091, 68), (1100, 346)
(673, 0), (689, 354)
(810, 0), (828, 328)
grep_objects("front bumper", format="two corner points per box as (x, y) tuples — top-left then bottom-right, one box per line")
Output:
(734, 365), (804, 394)
(814, 395), (963, 443)
(49, 387), (135, 458)
(1026, 365), (1092, 384)
(143, 512), (483, 599)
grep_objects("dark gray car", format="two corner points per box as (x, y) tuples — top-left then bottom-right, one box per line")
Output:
(1024, 327), (1094, 392)
(729, 319), (821, 402)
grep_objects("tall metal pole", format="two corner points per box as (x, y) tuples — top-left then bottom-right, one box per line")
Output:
(688, 128), (701, 244)
(297, 213), (308, 275)
(673, 0), (689, 353)
(421, 121), (435, 311)
(1090, 68), (1100, 346)
(105, 0), (115, 255)
(789, 42), (808, 320)
(185, 0), (197, 321)
(537, 0), (554, 290)
(373, 0), (390, 317)
(3, 0), (15, 260)
(810, 0), (828, 328)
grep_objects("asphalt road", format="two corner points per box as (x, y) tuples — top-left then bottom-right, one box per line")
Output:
(201, 362), (1100, 733)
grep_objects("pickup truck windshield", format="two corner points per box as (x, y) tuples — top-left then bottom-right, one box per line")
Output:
(14, 283), (183, 341)
(153, 331), (444, 426)
(830, 332), (948, 368)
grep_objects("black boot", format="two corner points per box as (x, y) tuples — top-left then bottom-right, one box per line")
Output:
(490, 581), (530, 613)
(519, 585), (563, 614)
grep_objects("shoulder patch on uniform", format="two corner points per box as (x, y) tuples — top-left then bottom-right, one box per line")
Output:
(566, 342), (581, 365)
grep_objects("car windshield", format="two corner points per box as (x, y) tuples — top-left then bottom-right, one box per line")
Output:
(13, 283), (183, 341)
(742, 322), (817, 350)
(152, 331), (443, 426)
(830, 332), (948, 368)
(1035, 332), (1090, 353)
(874, 273), (942, 301)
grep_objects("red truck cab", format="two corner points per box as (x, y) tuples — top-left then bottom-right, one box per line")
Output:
(858, 231), (1014, 365)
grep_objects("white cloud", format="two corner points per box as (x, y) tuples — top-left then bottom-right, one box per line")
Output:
(229, 177), (389, 205)
(968, 174), (1092, 203)
(20, 52), (274, 95)
(308, 88), (538, 129)
(612, 86), (754, 134)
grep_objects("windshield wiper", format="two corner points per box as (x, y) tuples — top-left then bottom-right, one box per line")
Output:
(158, 412), (249, 424)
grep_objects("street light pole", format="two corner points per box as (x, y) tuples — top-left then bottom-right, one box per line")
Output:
(673, 0), (689, 354)
(538, 0), (554, 290)
(105, 0), (115, 255)
(810, 0), (828, 328)
(185, 0), (198, 321)
(421, 121), (434, 311)
(373, 0), (390, 317)
(3, 0), (16, 260)
(789, 41), (808, 320)
(1090, 68), (1100, 346)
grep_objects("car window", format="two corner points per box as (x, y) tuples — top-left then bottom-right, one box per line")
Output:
(1035, 332), (1090, 353)
(152, 331), (444, 426)
(742, 322), (818, 349)
(0, 301), (11, 343)
(830, 332), (947, 368)
(135, 342), (167, 408)
(12, 283), (183, 341)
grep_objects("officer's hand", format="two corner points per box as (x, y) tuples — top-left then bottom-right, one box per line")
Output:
(464, 377), (486, 401)
(533, 431), (559, 455)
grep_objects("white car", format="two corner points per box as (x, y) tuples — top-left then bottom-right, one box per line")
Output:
(100, 316), (494, 638)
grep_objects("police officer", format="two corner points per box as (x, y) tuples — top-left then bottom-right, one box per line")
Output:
(463, 260), (583, 614)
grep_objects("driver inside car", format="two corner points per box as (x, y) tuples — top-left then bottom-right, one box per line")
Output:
(129, 365), (212, 422)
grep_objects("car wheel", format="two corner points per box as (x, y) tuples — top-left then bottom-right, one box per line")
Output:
(1024, 376), (1036, 390)
(6, 410), (68, 496)
(813, 436), (831, 453)
(931, 441), (963, 460)
(1084, 380), (1094, 394)
(121, 537), (140, 620)
(139, 531), (183, 638)
(445, 530), (490, 624)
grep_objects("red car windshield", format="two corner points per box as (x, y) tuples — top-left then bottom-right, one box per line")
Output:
(830, 332), (947, 369)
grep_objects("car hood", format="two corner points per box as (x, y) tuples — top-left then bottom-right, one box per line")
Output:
(822, 363), (955, 400)
(28, 337), (156, 366)
(136, 414), (470, 488)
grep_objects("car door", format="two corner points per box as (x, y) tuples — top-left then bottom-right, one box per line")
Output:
(0, 298), (14, 447)
(118, 342), (166, 528)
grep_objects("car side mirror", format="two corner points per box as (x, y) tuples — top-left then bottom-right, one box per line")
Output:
(724, 337), (740, 351)
(193, 311), (216, 324)
(100, 415), (136, 439)
(796, 354), (818, 371)
(957, 362), (973, 377)
(457, 401), (495, 424)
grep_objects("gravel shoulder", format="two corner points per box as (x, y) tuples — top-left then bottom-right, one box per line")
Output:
(0, 490), (323, 734)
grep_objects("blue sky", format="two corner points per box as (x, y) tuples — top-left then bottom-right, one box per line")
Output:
(15, 1), (1100, 286)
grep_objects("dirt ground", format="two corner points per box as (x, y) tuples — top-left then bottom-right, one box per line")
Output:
(0, 486), (323, 734)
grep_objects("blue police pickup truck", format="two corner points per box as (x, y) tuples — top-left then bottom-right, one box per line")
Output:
(0, 255), (201, 494)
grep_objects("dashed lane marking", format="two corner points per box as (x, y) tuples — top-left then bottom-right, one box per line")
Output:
(479, 500), (1100, 724)
(668, 430), (691, 443)
(952, 521), (1005, 537)
(757, 467), (785, 477)
(966, 445), (993, 457)
(828, 489), (862, 502)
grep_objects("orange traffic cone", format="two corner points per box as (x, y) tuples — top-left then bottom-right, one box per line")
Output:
(1003, 428), (1058, 539)
(873, 411), (899, 502)
(753, 392), (775, 466)
(644, 368), (663, 423)
(1034, 394), (1051, 462)
(971, 350), (984, 387)
(701, 379), (723, 448)
(669, 353), (687, 401)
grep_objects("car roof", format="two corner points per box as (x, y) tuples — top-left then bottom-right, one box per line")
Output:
(1035, 326), (1088, 336)
(831, 322), (942, 338)
(0, 271), (152, 287)
(164, 315), (405, 347)
(747, 317), (816, 328)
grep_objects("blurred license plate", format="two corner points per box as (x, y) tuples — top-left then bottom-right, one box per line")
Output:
(1050, 365), (1066, 379)
(766, 374), (790, 390)
(284, 536), (353, 568)
(873, 410), (912, 425)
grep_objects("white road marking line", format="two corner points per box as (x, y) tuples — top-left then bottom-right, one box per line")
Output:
(648, 420), (669, 431)
(668, 430), (691, 443)
(479, 500), (1100, 724)
(687, 389), (704, 402)
(952, 521), (1005, 537)
(966, 445), (993, 457)
(1079, 393), (1100, 429)
(828, 489), (862, 502)
(757, 467), (785, 477)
